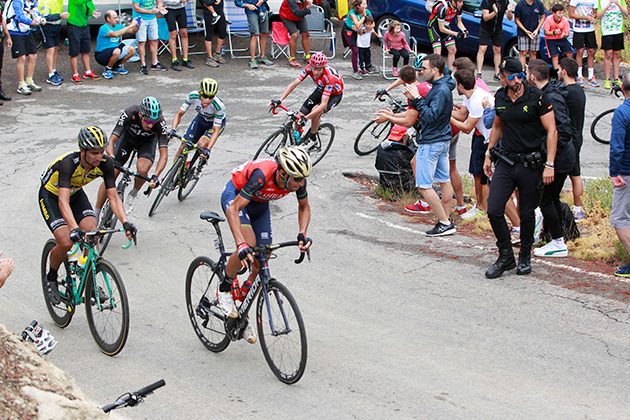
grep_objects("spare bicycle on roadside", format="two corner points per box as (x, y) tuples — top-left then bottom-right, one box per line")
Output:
(591, 85), (624, 144)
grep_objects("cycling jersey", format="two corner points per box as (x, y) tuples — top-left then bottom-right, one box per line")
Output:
(180, 91), (226, 126)
(231, 159), (307, 202)
(298, 65), (344, 97)
(41, 151), (116, 196)
(111, 105), (169, 147)
(429, 1), (462, 28)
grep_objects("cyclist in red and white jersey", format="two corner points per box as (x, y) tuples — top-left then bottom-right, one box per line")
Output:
(270, 52), (343, 141)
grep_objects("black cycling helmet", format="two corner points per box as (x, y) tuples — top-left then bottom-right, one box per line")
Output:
(78, 125), (108, 150)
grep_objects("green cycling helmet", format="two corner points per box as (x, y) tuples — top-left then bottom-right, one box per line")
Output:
(139, 96), (162, 120)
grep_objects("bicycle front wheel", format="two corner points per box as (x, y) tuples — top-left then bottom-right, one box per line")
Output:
(354, 120), (392, 156)
(254, 129), (287, 160)
(85, 259), (130, 356)
(185, 256), (230, 352)
(98, 183), (124, 254)
(41, 239), (74, 328)
(304, 123), (335, 166)
(178, 151), (204, 201)
(257, 280), (307, 384)
(591, 109), (614, 144)
(149, 157), (183, 217)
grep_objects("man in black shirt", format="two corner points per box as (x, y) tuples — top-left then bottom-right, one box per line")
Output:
(558, 57), (587, 221)
(477, 0), (514, 80)
(483, 57), (557, 278)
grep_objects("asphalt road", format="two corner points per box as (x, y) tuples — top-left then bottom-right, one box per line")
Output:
(1, 30), (629, 419)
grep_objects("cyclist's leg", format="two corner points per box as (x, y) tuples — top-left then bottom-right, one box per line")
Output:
(299, 89), (322, 135)
(134, 137), (157, 191)
(39, 187), (73, 271)
(197, 119), (225, 153)
(180, 114), (209, 156)
(311, 92), (342, 135)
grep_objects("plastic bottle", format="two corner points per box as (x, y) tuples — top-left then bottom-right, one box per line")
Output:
(231, 278), (241, 302)
(221, 45), (225, 56)
(78, 255), (88, 269)
(294, 130), (301, 142)
(239, 280), (251, 301)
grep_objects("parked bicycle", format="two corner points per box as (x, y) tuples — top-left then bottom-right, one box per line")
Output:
(254, 104), (334, 166)
(149, 133), (210, 217)
(185, 211), (308, 384)
(98, 152), (151, 254)
(591, 85), (624, 145)
(354, 91), (408, 156)
(41, 229), (134, 356)
(101, 379), (165, 413)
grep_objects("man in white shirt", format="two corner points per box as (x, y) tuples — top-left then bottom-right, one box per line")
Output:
(569, 0), (599, 86)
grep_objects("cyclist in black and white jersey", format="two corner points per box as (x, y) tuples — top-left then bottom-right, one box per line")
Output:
(170, 77), (226, 158)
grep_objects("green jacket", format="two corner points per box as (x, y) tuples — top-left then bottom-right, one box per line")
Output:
(67, 0), (95, 27)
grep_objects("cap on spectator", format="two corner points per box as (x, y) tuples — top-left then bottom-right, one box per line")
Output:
(499, 57), (523, 74)
(387, 125), (408, 142)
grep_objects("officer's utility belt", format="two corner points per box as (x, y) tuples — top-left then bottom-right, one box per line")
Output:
(490, 145), (545, 169)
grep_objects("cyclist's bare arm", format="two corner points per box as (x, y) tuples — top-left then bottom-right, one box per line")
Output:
(225, 194), (256, 266)
(385, 78), (404, 93)
(277, 78), (302, 104)
(58, 188), (81, 231)
(107, 187), (133, 239)
(171, 108), (186, 131)
(297, 197), (311, 251)
(106, 133), (119, 157)
(151, 146), (169, 184)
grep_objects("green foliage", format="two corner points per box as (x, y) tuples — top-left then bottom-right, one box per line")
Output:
(615, 241), (630, 263)
(582, 178), (613, 218)
(375, 184), (395, 200)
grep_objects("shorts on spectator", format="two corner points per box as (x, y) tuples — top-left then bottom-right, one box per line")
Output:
(572, 31), (597, 50)
(68, 23), (91, 56)
(611, 177), (630, 229)
(247, 12), (269, 35)
(545, 37), (573, 58)
(415, 141), (450, 189)
(469, 133), (489, 184)
(518, 35), (539, 52)
(449, 132), (459, 161)
(165, 7), (187, 32)
(136, 18), (159, 42)
(479, 28), (503, 47)
(283, 18), (308, 35)
(602, 33), (624, 51)
(300, 89), (342, 115)
(429, 24), (455, 49)
(42, 24), (61, 49)
(95, 44), (130, 67)
(568, 140), (582, 177)
(10, 33), (37, 58)
(203, 12), (227, 40)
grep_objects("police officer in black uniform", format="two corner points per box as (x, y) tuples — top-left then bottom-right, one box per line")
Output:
(483, 57), (557, 278)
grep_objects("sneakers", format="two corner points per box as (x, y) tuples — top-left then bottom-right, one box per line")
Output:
(288, 58), (301, 68)
(27, 82), (42, 91)
(573, 209), (584, 222)
(461, 205), (484, 220)
(360, 69), (368, 76)
(46, 280), (61, 305)
(17, 84), (32, 95)
(71, 74), (83, 84)
(533, 241), (568, 257)
(53, 70), (63, 81)
(83, 71), (101, 80)
(151, 62), (168, 71)
(615, 264), (630, 277)
(259, 56), (274, 66)
(46, 74), (62, 86)
(244, 320), (256, 344)
(392, 67), (399, 77)
(214, 55), (226, 64)
(511, 227), (521, 246)
(613, 79), (622, 87)
(211, 13), (220, 25)
(588, 77), (599, 87)
(182, 59), (195, 69)
(249, 59), (259, 69)
(455, 206), (467, 215)
(124, 193), (137, 214)
(206, 57), (219, 67)
(493, 74), (500, 82)
(102, 69), (113, 79)
(426, 221), (456, 236)
(367, 65), (379, 74)
(216, 285), (238, 318)
(112, 66), (129, 75)
(476, 72), (483, 79)
(352, 71), (363, 80)
(577, 77), (584, 87)
(140, 65), (149, 75)
(405, 200), (431, 214)
(604, 78), (611, 89)
(171, 59), (183, 71)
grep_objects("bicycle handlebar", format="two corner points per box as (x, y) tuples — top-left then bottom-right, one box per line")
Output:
(270, 104), (289, 115)
(101, 379), (165, 413)
(68, 229), (134, 255)
(253, 241), (311, 264)
(113, 162), (152, 182)
(612, 85), (623, 98)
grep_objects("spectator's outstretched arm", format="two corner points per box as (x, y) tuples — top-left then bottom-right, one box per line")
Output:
(0, 251), (15, 290)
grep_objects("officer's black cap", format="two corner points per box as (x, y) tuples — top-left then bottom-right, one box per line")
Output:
(499, 57), (524, 74)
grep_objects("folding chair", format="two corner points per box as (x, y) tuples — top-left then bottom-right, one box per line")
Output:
(379, 22), (417, 80)
(183, 1), (207, 55)
(303, 5), (336, 58)
(157, 16), (171, 56)
(224, 1), (257, 59)
(270, 21), (290, 60)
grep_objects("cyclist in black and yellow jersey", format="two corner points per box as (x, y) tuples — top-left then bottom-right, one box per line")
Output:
(39, 125), (137, 304)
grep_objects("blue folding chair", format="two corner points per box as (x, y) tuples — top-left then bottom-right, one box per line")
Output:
(224, 1), (258, 59)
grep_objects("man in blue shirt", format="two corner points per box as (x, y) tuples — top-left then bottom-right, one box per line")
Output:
(133, 0), (168, 74)
(514, 0), (545, 69)
(95, 10), (140, 79)
(610, 73), (630, 277)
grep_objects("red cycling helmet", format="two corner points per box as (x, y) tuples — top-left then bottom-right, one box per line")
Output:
(309, 52), (328, 69)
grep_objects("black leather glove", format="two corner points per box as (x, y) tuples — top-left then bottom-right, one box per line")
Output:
(457, 31), (466, 39)
(375, 89), (387, 100)
(167, 129), (176, 138)
(297, 233), (312, 247)
(270, 99), (282, 108)
(123, 221), (137, 236)
(150, 174), (160, 188)
(69, 228), (85, 243)
(238, 242), (254, 261)
(298, 115), (308, 126)
(463, 29), (469, 38)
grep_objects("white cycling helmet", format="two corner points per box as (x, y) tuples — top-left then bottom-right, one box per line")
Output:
(276, 146), (312, 178)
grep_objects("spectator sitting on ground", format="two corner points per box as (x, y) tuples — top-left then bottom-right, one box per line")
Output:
(235, 0), (274, 69)
(0, 250), (14, 289)
(133, 0), (168, 74)
(38, 0), (69, 86)
(375, 124), (417, 194)
(95, 10), (140, 79)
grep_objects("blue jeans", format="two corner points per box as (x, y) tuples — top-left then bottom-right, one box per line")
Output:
(415, 141), (450, 189)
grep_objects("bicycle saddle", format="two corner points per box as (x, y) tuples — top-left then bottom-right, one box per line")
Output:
(200, 211), (225, 223)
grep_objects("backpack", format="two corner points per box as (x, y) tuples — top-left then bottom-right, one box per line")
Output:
(426, 0), (448, 14)
(541, 202), (581, 243)
(375, 141), (416, 194)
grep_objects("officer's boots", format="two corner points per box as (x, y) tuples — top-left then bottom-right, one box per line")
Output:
(485, 245), (516, 278)
(516, 246), (532, 275)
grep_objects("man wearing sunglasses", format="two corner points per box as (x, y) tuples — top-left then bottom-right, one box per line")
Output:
(95, 96), (169, 216)
(483, 57), (557, 279)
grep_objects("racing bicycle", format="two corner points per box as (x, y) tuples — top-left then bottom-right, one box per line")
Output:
(149, 133), (210, 217)
(185, 211), (308, 384)
(354, 91), (407, 156)
(101, 379), (165, 413)
(591, 85), (624, 145)
(41, 229), (134, 356)
(254, 104), (334, 166)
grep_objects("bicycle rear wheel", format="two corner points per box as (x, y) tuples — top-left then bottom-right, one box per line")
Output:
(303, 123), (335, 166)
(354, 120), (392, 156)
(41, 239), (74, 328)
(185, 256), (230, 352)
(254, 129), (287, 160)
(591, 109), (614, 144)
(84, 259), (130, 356)
(149, 157), (183, 217)
(178, 151), (204, 201)
(257, 280), (307, 384)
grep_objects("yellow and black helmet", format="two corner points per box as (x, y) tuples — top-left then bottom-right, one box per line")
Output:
(199, 78), (219, 97)
(276, 146), (312, 178)
(78, 125), (108, 150)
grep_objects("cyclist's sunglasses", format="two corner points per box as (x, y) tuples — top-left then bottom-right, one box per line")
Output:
(141, 114), (158, 124)
(505, 72), (526, 81)
(200, 94), (215, 99)
(293, 177), (305, 182)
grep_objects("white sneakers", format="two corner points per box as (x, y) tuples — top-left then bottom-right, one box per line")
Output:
(534, 241), (568, 257)
(244, 321), (256, 344)
(216, 286), (238, 319)
(461, 205), (484, 220)
(124, 192), (137, 214)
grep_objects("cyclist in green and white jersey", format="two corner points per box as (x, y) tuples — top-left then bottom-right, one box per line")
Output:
(170, 78), (226, 158)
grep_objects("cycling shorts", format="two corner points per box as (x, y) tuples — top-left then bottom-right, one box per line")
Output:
(39, 186), (96, 233)
(165, 7), (187, 32)
(299, 88), (343, 116)
(428, 24), (455, 49)
(115, 130), (158, 164)
(184, 113), (226, 144)
(221, 180), (273, 246)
